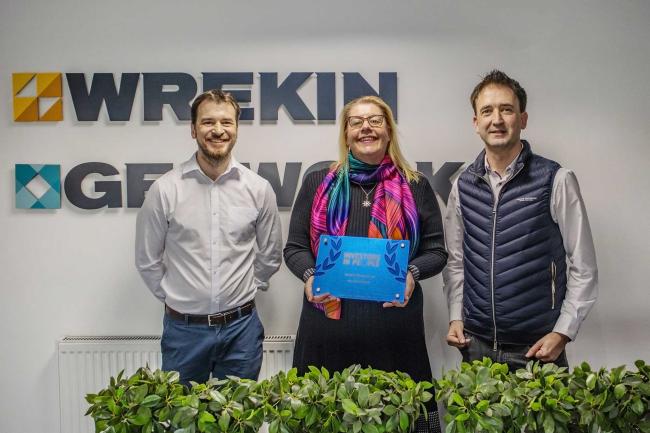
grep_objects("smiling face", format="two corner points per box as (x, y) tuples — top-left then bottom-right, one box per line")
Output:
(473, 84), (528, 151)
(191, 100), (238, 165)
(345, 102), (390, 165)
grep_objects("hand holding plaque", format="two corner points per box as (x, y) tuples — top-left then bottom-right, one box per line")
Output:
(312, 235), (410, 303)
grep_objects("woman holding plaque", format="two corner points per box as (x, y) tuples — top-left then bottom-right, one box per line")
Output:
(283, 96), (447, 433)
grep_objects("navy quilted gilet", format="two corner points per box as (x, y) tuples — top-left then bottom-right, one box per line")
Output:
(458, 141), (567, 345)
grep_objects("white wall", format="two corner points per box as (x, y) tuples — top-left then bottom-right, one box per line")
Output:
(2, 1), (649, 433)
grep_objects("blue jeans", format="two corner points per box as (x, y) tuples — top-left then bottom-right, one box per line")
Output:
(161, 309), (264, 385)
(460, 333), (568, 371)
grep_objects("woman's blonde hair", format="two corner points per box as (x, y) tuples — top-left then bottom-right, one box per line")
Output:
(335, 95), (419, 183)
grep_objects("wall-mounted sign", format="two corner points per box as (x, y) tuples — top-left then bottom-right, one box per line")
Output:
(15, 161), (462, 211)
(12, 72), (397, 122)
(12, 69), (463, 213)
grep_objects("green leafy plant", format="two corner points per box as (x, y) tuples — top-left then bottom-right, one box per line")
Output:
(436, 358), (650, 433)
(191, 376), (265, 433)
(85, 367), (185, 433)
(569, 360), (650, 433)
(85, 368), (266, 433)
(87, 365), (432, 433)
(263, 365), (433, 433)
(263, 367), (331, 433)
(333, 365), (433, 433)
(508, 361), (575, 433)
(434, 357), (512, 433)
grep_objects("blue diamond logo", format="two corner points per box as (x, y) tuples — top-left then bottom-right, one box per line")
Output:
(15, 164), (61, 209)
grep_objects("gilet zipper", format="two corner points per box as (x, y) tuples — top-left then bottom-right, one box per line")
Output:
(470, 163), (525, 351)
(550, 261), (557, 309)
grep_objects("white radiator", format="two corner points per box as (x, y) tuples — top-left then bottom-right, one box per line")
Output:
(58, 334), (295, 433)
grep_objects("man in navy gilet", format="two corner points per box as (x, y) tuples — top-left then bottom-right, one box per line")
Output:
(443, 70), (598, 368)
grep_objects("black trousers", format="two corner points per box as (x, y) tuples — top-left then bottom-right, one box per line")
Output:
(460, 333), (568, 370)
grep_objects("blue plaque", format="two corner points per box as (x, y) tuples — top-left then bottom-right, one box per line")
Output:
(312, 235), (410, 302)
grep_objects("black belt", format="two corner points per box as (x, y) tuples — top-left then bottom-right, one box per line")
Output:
(165, 300), (255, 326)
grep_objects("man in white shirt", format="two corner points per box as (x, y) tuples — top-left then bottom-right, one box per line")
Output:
(135, 89), (282, 383)
(443, 70), (598, 368)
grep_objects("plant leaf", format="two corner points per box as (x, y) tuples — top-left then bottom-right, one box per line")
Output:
(362, 423), (380, 433)
(342, 399), (360, 415)
(218, 410), (231, 431)
(358, 385), (369, 408)
(542, 411), (555, 433)
(131, 406), (152, 426)
(613, 383), (626, 400)
(399, 411), (409, 432)
(141, 395), (162, 408)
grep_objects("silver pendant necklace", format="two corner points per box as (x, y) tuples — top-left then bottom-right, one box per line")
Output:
(357, 183), (377, 207)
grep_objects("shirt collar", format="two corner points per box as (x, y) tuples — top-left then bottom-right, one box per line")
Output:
(484, 142), (523, 178)
(181, 152), (242, 180)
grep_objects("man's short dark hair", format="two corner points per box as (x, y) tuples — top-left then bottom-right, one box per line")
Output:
(191, 89), (241, 124)
(470, 70), (527, 114)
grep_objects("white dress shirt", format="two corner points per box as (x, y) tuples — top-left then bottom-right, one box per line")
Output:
(135, 153), (283, 314)
(443, 152), (598, 341)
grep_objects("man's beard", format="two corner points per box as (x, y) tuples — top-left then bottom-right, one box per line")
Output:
(197, 139), (235, 165)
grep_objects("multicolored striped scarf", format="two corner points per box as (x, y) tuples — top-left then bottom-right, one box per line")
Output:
(310, 153), (420, 319)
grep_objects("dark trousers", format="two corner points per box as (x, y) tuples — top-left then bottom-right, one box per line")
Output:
(460, 333), (568, 371)
(161, 309), (264, 386)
